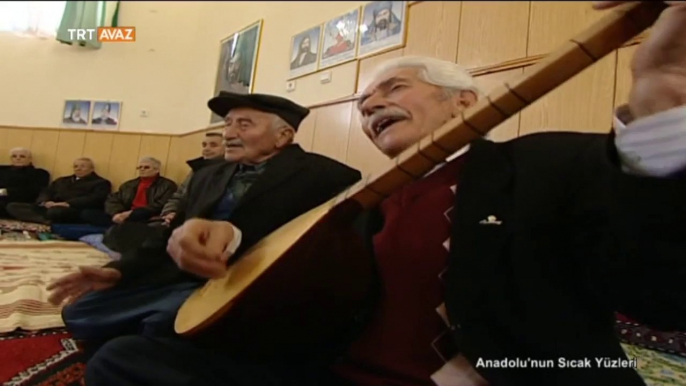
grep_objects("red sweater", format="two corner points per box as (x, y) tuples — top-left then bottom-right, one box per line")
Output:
(332, 155), (470, 385)
(131, 176), (156, 209)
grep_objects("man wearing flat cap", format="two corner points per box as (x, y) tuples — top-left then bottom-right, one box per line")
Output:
(48, 92), (361, 353)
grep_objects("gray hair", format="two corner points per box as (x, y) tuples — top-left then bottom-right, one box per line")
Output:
(271, 115), (295, 144)
(75, 157), (95, 169)
(139, 156), (162, 170)
(9, 147), (32, 157)
(367, 56), (483, 97)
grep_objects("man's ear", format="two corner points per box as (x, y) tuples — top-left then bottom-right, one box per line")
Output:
(455, 90), (478, 109)
(275, 127), (296, 148)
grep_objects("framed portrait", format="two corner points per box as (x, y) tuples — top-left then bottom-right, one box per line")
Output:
(319, 8), (360, 70)
(288, 25), (322, 79)
(91, 101), (121, 130)
(211, 19), (263, 123)
(358, 1), (408, 58)
(61, 100), (91, 128)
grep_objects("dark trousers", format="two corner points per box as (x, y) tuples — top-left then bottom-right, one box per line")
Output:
(86, 335), (346, 386)
(62, 280), (203, 342)
(0, 200), (8, 218)
(5, 202), (82, 224)
(81, 207), (156, 227)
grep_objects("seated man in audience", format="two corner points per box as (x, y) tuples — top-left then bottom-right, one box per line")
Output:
(78, 2), (686, 386)
(159, 132), (225, 225)
(48, 92), (361, 349)
(6, 158), (111, 225)
(0, 147), (50, 218)
(82, 157), (177, 227)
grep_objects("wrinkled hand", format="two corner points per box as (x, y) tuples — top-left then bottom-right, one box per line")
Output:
(47, 266), (121, 306)
(162, 212), (176, 225)
(112, 210), (132, 224)
(167, 218), (235, 279)
(594, 1), (686, 118)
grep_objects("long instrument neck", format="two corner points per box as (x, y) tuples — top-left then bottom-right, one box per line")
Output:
(328, 1), (665, 210)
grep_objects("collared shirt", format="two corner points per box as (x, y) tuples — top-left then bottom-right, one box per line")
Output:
(614, 104), (686, 177)
(210, 161), (268, 221)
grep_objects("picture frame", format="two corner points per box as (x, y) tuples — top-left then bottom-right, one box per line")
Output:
(319, 8), (361, 70)
(61, 100), (91, 128)
(358, 1), (408, 58)
(90, 101), (122, 130)
(288, 25), (323, 80)
(211, 19), (263, 124)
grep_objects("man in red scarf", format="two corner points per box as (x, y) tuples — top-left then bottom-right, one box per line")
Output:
(81, 157), (177, 226)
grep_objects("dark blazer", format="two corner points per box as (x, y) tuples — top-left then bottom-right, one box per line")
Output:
(105, 176), (177, 215)
(0, 165), (50, 203)
(37, 173), (111, 209)
(346, 132), (686, 386)
(107, 144), (361, 286)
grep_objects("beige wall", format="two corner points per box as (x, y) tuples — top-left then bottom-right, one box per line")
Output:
(0, 1), (208, 134)
(0, 1), (644, 190)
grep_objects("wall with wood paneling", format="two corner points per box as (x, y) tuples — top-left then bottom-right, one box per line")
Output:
(1, 1), (644, 190)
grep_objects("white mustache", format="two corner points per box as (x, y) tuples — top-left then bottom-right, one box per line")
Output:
(362, 107), (410, 133)
(224, 141), (243, 147)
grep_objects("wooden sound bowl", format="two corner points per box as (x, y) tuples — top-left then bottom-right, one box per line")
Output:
(175, 198), (376, 357)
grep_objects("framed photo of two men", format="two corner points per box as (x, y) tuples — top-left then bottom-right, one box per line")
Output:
(61, 100), (121, 130)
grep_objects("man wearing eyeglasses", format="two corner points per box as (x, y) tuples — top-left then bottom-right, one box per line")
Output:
(81, 157), (177, 227)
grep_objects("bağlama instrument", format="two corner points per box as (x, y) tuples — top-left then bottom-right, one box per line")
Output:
(175, 1), (667, 357)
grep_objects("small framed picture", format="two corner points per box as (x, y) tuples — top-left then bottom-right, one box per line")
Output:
(61, 100), (91, 128)
(319, 8), (360, 70)
(91, 101), (121, 130)
(358, 1), (408, 58)
(288, 25), (322, 79)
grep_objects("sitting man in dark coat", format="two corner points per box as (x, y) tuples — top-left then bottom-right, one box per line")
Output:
(0, 147), (50, 218)
(47, 92), (361, 351)
(159, 132), (225, 225)
(81, 156), (177, 227)
(6, 157), (111, 224)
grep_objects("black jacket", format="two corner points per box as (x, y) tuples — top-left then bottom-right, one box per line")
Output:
(106, 144), (361, 287)
(105, 176), (177, 215)
(345, 133), (686, 386)
(37, 173), (111, 209)
(0, 165), (50, 203)
(161, 157), (226, 216)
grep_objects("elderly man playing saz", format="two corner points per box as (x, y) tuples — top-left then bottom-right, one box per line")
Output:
(47, 93), (361, 353)
(75, 2), (686, 386)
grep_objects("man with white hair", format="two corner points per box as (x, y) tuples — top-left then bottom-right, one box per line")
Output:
(81, 156), (177, 227)
(0, 147), (50, 218)
(78, 2), (686, 386)
(6, 157), (111, 224)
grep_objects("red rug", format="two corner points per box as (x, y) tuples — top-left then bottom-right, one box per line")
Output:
(0, 329), (86, 386)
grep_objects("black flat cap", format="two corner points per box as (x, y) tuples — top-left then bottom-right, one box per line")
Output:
(208, 91), (310, 131)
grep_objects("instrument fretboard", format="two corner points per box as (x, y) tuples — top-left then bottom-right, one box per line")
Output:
(328, 1), (665, 211)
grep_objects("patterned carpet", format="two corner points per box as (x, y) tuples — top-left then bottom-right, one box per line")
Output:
(0, 329), (85, 386)
(0, 220), (682, 384)
(0, 240), (110, 333)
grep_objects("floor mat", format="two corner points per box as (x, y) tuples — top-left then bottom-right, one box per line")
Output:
(0, 241), (110, 332)
(0, 329), (85, 386)
(0, 330), (681, 385)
